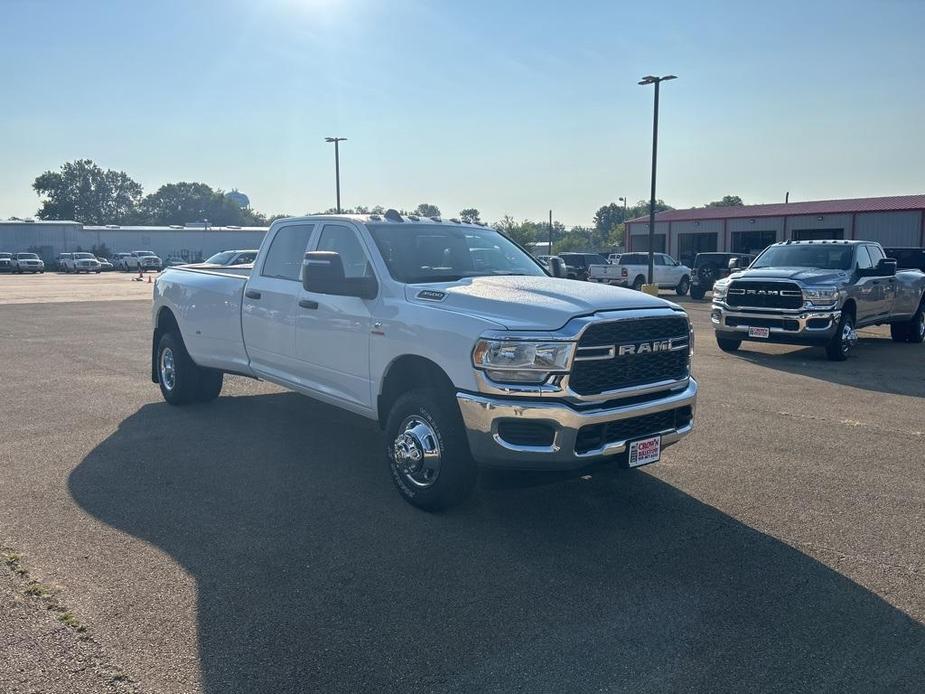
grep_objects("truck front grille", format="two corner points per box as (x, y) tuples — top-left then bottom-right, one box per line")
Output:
(570, 316), (690, 396)
(725, 281), (802, 309)
(575, 406), (693, 455)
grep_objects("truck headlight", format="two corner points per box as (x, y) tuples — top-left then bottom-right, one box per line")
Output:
(803, 286), (838, 306)
(712, 280), (729, 301)
(472, 339), (575, 383)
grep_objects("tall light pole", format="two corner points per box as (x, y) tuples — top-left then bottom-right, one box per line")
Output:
(324, 137), (347, 213)
(618, 196), (627, 249)
(638, 74), (676, 287)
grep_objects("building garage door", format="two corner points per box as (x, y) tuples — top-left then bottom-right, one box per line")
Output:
(792, 228), (844, 241)
(732, 230), (776, 255)
(677, 233), (717, 267)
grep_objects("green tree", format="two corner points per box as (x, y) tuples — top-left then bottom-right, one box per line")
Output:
(137, 182), (267, 226)
(414, 203), (441, 217)
(593, 202), (626, 235)
(459, 208), (480, 222)
(705, 195), (744, 207)
(33, 159), (143, 224)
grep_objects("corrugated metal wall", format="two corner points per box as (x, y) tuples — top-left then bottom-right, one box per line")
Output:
(854, 211), (922, 246)
(0, 223), (267, 262)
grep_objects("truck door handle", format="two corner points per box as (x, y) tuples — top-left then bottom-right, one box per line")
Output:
(299, 299), (319, 310)
(245, 289), (262, 300)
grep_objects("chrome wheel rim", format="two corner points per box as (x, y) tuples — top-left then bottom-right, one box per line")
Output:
(392, 416), (441, 488)
(160, 347), (176, 391)
(841, 319), (857, 354)
(917, 312), (925, 339)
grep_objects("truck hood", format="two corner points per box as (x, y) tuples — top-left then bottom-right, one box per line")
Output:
(404, 275), (678, 331)
(730, 267), (849, 285)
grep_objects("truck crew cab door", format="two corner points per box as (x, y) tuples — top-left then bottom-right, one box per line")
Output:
(292, 222), (375, 413)
(241, 223), (315, 381)
(864, 244), (896, 321)
(854, 245), (886, 325)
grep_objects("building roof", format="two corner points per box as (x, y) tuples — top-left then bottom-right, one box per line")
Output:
(627, 194), (925, 223)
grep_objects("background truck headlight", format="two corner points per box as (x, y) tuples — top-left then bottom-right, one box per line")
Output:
(802, 286), (839, 306)
(472, 339), (575, 384)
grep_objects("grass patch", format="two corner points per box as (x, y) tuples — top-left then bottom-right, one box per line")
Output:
(57, 611), (86, 631)
(24, 582), (52, 598)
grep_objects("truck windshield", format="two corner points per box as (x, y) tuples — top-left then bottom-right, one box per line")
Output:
(17, 253), (38, 259)
(752, 244), (854, 271)
(367, 224), (546, 283)
(74, 253), (94, 259)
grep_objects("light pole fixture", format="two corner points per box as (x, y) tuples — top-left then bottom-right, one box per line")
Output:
(324, 137), (347, 213)
(638, 74), (676, 286)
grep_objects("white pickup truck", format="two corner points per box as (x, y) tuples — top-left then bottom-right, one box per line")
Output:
(151, 212), (698, 509)
(589, 252), (692, 295)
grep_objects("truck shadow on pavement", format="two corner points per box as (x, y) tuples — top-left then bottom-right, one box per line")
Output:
(726, 336), (925, 398)
(69, 392), (925, 693)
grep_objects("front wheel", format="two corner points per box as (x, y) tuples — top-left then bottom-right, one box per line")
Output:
(716, 335), (742, 352)
(675, 276), (690, 296)
(385, 389), (477, 511)
(825, 312), (856, 361)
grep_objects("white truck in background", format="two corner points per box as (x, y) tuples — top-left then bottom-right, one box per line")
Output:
(589, 252), (692, 295)
(151, 212), (697, 509)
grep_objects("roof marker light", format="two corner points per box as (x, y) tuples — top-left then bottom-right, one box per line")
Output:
(384, 209), (404, 223)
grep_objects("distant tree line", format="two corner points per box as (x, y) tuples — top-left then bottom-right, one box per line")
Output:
(27, 159), (744, 254)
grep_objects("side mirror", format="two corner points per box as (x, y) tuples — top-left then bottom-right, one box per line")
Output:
(728, 257), (746, 270)
(876, 258), (897, 276)
(302, 251), (378, 299)
(547, 257), (567, 278)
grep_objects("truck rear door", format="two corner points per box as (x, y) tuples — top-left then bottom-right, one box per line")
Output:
(241, 223), (315, 381)
(292, 222), (375, 412)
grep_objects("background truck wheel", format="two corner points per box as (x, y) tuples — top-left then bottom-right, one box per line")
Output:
(385, 389), (476, 511)
(690, 285), (706, 300)
(825, 312), (856, 361)
(716, 335), (741, 352)
(156, 331), (223, 405)
(891, 298), (925, 343)
(675, 275), (690, 296)
(632, 275), (645, 291)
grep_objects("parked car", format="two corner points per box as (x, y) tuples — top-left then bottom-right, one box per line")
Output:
(55, 253), (73, 271)
(0, 252), (12, 272)
(712, 240), (925, 360)
(884, 247), (925, 273)
(689, 252), (755, 300)
(607, 253), (622, 264)
(11, 252), (45, 273)
(112, 253), (133, 270)
(557, 252), (608, 280)
(200, 250), (259, 267)
(589, 252), (691, 295)
(61, 252), (102, 274)
(96, 256), (114, 271)
(121, 251), (162, 272)
(151, 213), (697, 510)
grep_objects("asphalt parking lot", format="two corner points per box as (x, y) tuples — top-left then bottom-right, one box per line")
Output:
(1, 273), (924, 693)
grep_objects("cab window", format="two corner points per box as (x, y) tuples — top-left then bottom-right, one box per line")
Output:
(262, 224), (314, 281)
(315, 224), (373, 279)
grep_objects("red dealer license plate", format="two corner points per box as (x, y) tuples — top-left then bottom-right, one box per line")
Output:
(748, 326), (770, 338)
(628, 435), (661, 468)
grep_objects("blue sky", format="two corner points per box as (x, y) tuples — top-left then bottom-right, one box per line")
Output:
(2, 0), (924, 226)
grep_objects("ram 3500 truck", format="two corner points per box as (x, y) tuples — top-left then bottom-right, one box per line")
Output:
(711, 240), (925, 361)
(151, 213), (697, 509)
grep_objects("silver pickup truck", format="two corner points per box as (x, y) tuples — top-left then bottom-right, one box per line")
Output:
(711, 240), (925, 360)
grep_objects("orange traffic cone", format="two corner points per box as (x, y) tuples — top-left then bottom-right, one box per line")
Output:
(147, 274), (152, 284)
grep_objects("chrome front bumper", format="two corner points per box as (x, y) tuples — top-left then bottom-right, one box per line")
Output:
(711, 302), (840, 341)
(456, 379), (697, 470)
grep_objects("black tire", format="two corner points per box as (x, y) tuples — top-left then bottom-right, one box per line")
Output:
(156, 331), (223, 405)
(690, 285), (706, 300)
(892, 298), (925, 344)
(385, 389), (477, 511)
(676, 275), (690, 296)
(825, 311), (856, 361)
(632, 275), (645, 291)
(716, 335), (742, 352)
